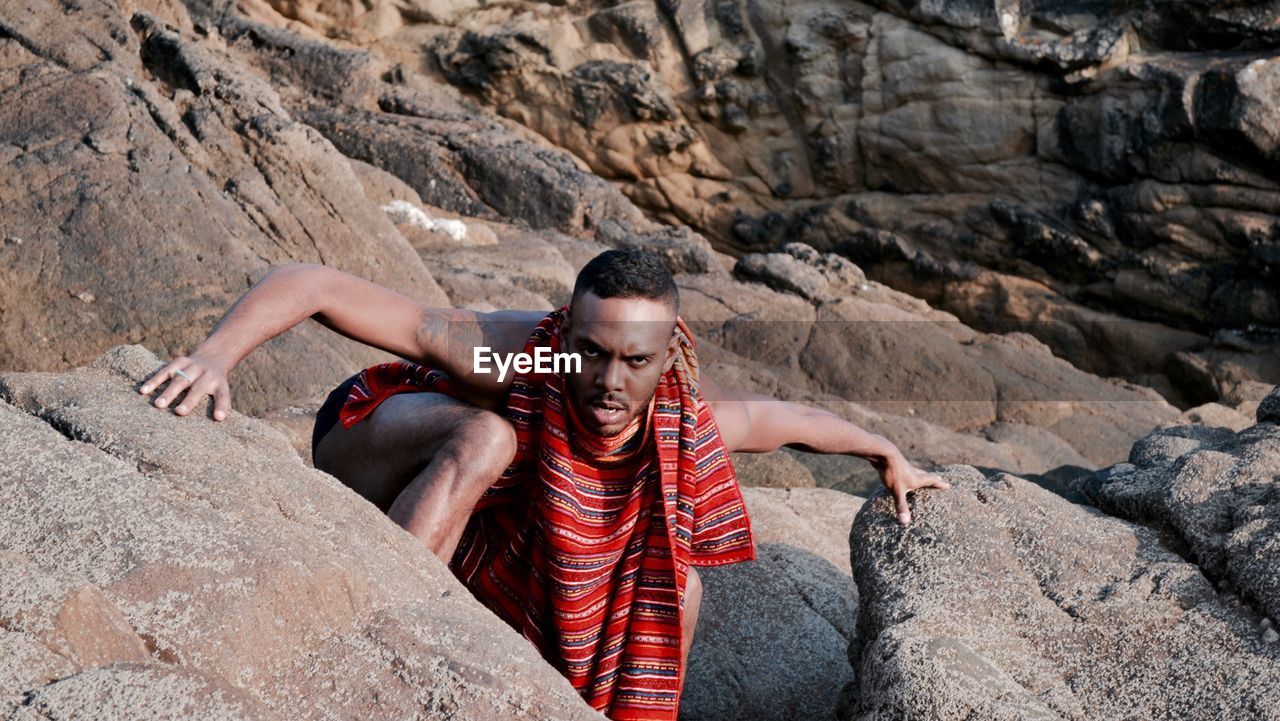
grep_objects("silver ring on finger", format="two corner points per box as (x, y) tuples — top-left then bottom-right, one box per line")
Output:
(173, 368), (194, 382)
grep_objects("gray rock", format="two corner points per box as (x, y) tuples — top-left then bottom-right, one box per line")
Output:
(1077, 400), (1280, 622)
(683, 487), (863, 721)
(1259, 385), (1280, 425)
(844, 465), (1280, 721)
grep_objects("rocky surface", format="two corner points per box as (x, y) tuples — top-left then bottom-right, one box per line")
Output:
(0, 0), (1187, 476)
(0, 0), (701, 415)
(0, 346), (604, 720)
(1077, 385), (1280, 623)
(241, 0), (1280, 404)
(0, 0), (449, 415)
(683, 487), (862, 721)
(6, 0), (1278, 717)
(845, 463), (1280, 721)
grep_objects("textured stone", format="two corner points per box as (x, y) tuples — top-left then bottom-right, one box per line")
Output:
(1260, 386), (1280, 425)
(683, 487), (862, 721)
(0, 346), (604, 720)
(1077, 397), (1280, 622)
(0, 0), (448, 415)
(845, 465), (1280, 720)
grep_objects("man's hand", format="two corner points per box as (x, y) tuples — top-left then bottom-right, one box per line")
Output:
(139, 352), (233, 422)
(871, 453), (950, 526)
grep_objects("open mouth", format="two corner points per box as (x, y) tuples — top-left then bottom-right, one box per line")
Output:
(588, 399), (626, 426)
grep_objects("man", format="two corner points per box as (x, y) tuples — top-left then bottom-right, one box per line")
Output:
(140, 248), (947, 720)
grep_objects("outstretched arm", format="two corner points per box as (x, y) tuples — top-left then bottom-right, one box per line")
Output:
(140, 263), (539, 419)
(703, 374), (949, 525)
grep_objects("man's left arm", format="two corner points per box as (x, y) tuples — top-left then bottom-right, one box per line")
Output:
(702, 374), (949, 525)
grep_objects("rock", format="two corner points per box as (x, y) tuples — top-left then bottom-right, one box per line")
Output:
(260, 0), (1280, 405)
(731, 450), (818, 488)
(679, 264), (1177, 469)
(734, 243), (869, 303)
(845, 465), (1280, 720)
(1261, 386), (1280, 425)
(0, 346), (604, 720)
(1161, 402), (1256, 433)
(0, 0), (449, 416)
(259, 398), (328, 464)
(963, 331), (1176, 466)
(683, 487), (862, 721)
(6, 663), (281, 720)
(802, 295), (1000, 432)
(1195, 56), (1280, 164)
(1077, 397), (1280, 622)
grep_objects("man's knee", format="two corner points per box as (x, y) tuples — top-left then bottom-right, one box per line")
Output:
(448, 410), (517, 477)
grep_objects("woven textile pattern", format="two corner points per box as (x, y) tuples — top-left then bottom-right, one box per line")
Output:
(337, 308), (756, 720)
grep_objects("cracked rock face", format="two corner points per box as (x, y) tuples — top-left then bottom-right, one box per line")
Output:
(238, 0), (1280, 404)
(844, 465), (1280, 721)
(0, 0), (705, 415)
(0, 346), (604, 720)
(0, 0), (451, 415)
(1077, 388), (1280, 623)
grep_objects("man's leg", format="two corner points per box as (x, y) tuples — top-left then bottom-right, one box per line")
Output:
(679, 566), (703, 695)
(312, 391), (516, 561)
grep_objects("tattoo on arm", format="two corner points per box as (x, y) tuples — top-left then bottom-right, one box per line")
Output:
(414, 308), (512, 382)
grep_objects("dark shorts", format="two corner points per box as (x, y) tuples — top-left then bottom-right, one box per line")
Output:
(310, 373), (360, 460)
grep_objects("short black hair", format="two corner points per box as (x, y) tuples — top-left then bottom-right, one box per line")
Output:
(571, 248), (679, 313)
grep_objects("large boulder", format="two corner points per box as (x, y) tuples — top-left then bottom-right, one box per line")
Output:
(0, 0), (450, 415)
(844, 465), (1280, 720)
(683, 487), (862, 721)
(0, 346), (603, 720)
(1077, 385), (1280, 622)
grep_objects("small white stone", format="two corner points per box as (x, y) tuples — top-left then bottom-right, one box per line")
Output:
(381, 199), (469, 242)
(1264, 627), (1279, 644)
(1000, 11), (1018, 37)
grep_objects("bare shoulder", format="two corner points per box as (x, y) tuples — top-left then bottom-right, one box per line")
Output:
(412, 307), (552, 407)
(478, 309), (557, 353)
(414, 308), (549, 359)
(700, 372), (751, 452)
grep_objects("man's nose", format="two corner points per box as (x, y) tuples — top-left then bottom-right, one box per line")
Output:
(596, 358), (624, 392)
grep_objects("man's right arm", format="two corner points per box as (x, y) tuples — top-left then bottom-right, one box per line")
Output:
(139, 263), (536, 420)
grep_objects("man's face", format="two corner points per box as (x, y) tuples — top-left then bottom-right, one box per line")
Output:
(563, 292), (679, 437)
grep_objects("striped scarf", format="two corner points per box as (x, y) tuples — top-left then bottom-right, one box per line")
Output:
(340, 308), (756, 720)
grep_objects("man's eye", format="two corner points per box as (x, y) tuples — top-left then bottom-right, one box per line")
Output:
(630, 357), (649, 366)
(581, 347), (600, 358)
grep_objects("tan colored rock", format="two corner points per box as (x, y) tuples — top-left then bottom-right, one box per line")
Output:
(0, 346), (604, 720)
(263, 0), (1280, 406)
(0, 1), (448, 416)
(730, 450), (817, 488)
(1160, 402), (1256, 433)
(6, 663), (281, 720)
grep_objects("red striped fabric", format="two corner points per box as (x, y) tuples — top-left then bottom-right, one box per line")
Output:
(337, 308), (756, 720)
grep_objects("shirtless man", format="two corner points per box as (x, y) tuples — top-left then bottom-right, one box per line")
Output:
(139, 248), (947, 719)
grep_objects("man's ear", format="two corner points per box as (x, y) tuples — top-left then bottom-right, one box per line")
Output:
(662, 331), (680, 372)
